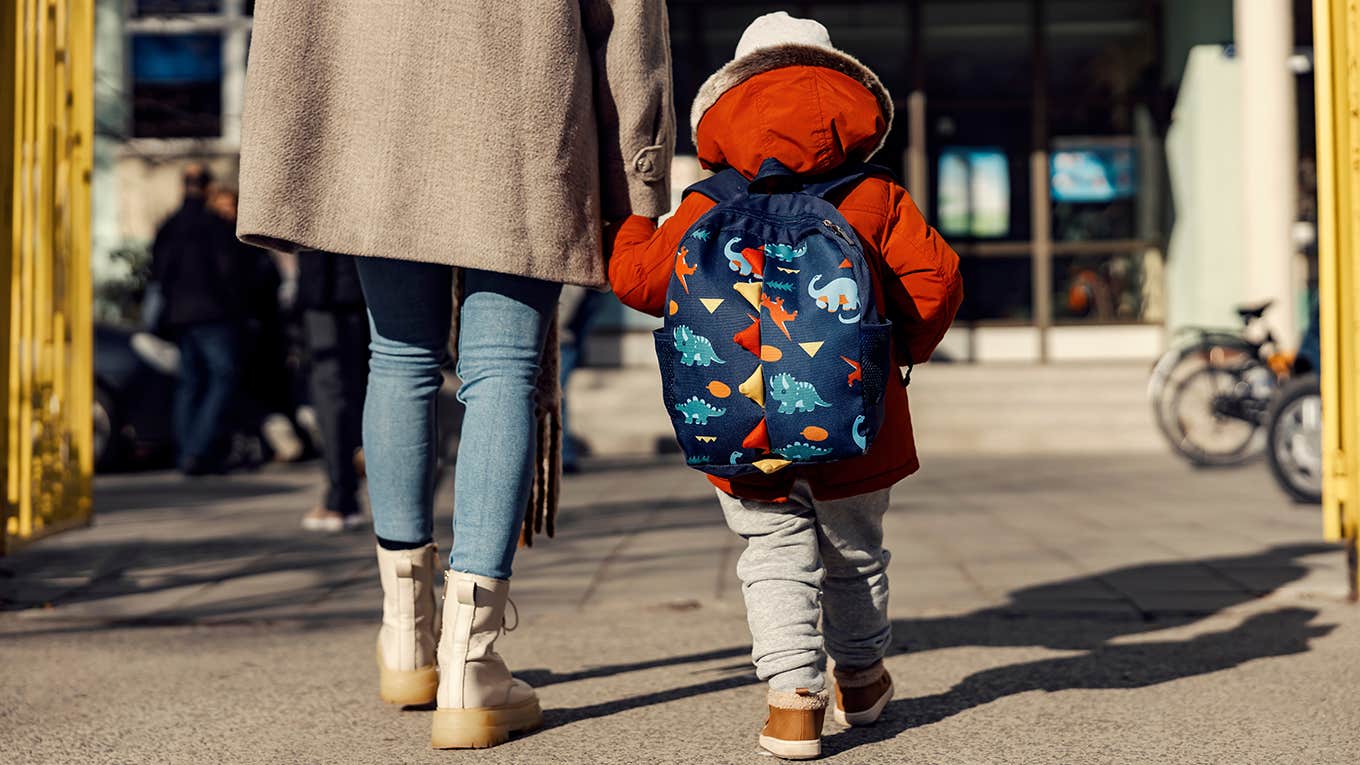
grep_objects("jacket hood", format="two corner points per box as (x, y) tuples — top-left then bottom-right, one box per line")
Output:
(693, 60), (891, 178)
(692, 43), (892, 171)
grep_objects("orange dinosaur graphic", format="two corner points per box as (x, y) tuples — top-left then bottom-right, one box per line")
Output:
(760, 294), (798, 340)
(840, 355), (862, 387)
(674, 247), (697, 294)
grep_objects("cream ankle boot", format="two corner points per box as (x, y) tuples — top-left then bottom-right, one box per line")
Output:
(375, 544), (440, 705)
(430, 571), (542, 749)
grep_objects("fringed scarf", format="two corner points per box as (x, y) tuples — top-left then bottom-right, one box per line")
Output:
(449, 270), (561, 548)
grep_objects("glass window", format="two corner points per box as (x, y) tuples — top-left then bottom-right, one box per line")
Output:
(957, 255), (1032, 322)
(924, 0), (1031, 101)
(131, 34), (223, 138)
(1052, 252), (1148, 323)
(1045, 0), (1154, 136)
(1050, 136), (1137, 241)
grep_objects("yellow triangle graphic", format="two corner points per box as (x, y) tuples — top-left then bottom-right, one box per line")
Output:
(700, 298), (724, 314)
(752, 458), (792, 474)
(799, 341), (824, 358)
(696, 435), (717, 443)
(739, 365), (765, 406)
(733, 281), (762, 309)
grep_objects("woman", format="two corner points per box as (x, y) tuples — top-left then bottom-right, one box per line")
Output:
(236, 2), (674, 749)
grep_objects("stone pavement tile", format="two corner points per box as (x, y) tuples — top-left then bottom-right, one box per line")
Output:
(958, 560), (1096, 593)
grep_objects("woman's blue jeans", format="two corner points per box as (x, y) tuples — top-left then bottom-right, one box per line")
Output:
(355, 258), (561, 580)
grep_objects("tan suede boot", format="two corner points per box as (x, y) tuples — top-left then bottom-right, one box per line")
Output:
(759, 688), (828, 760)
(832, 661), (894, 726)
(375, 544), (440, 705)
(430, 571), (542, 749)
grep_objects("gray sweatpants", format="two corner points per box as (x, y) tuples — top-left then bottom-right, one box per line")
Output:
(717, 482), (892, 693)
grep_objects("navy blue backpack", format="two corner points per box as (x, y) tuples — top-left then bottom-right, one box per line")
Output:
(654, 158), (895, 478)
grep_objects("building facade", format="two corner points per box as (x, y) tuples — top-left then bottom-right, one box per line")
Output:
(94, 0), (1313, 362)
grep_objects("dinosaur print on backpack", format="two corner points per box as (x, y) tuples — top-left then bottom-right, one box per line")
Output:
(768, 373), (831, 414)
(652, 158), (895, 478)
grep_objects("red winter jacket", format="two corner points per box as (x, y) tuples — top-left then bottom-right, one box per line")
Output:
(608, 65), (963, 501)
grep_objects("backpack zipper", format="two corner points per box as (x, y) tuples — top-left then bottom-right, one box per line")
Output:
(822, 219), (855, 246)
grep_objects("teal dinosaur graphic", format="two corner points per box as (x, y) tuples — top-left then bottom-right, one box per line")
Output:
(675, 396), (726, 425)
(687, 455), (712, 465)
(729, 450), (744, 465)
(673, 325), (725, 367)
(764, 280), (795, 293)
(690, 228), (712, 242)
(768, 373), (832, 414)
(764, 242), (807, 262)
(776, 441), (834, 460)
(852, 415), (869, 452)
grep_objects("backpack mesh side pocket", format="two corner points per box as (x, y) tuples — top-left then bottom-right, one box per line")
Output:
(859, 321), (893, 408)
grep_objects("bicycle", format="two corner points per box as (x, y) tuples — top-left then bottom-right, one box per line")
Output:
(1148, 301), (1293, 466)
(1265, 305), (1322, 504)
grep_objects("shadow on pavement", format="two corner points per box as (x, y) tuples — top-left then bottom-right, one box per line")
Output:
(823, 606), (1331, 757)
(519, 644), (751, 689)
(900, 542), (1339, 651)
(546, 543), (1339, 746)
(0, 533), (371, 618)
(95, 474), (308, 514)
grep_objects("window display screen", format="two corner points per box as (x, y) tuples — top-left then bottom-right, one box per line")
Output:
(937, 147), (1010, 239)
(1050, 138), (1136, 203)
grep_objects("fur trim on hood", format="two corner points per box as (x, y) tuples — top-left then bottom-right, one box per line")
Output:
(690, 44), (894, 158)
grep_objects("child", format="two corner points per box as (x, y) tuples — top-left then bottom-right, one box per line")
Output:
(608, 12), (963, 760)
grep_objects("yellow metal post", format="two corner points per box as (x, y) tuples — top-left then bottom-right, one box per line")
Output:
(1314, 0), (1360, 600)
(0, 0), (95, 555)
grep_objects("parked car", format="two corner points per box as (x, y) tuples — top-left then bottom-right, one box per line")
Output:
(94, 323), (178, 471)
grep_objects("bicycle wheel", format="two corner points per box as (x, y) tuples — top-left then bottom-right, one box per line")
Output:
(1164, 361), (1265, 466)
(1266, 374), (1323, 504)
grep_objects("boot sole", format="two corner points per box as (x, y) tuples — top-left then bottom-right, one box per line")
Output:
(430, 697), (543, 749)
(832, 679), (894, 726)
(758, 734), (821, 760)
(376, 646), (438, 706)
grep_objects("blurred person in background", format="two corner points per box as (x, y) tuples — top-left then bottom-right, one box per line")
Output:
(207, 186), (306, 467)
(150, 163), (246, 476)
(556, 286), (610, 473)
(295, 250), (370, 533)
(237, 0), (673, 748)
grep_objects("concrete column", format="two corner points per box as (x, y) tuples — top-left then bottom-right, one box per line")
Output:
(1235, 0), (1298, 346)
(906, 92), (928, 215)
(221, 0), (248, 146)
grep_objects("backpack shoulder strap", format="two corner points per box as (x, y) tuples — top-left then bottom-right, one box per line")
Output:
(683, 168), (749, 204)
(803, 163), (898, 203)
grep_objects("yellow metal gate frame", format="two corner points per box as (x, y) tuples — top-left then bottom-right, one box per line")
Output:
(0, 0), (95, 555)
(1314, 0), (1360, 600)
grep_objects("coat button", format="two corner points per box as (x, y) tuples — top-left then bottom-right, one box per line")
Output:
(631, 145), (665, 180)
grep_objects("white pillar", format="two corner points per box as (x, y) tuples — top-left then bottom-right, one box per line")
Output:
(1235, 0), (1298, 346)
(221, 0), (248, 147)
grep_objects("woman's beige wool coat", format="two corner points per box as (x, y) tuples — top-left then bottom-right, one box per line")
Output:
(236, 0), (676, 288)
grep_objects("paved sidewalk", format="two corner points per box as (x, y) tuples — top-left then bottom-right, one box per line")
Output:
(2, 452), (1357, 764)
